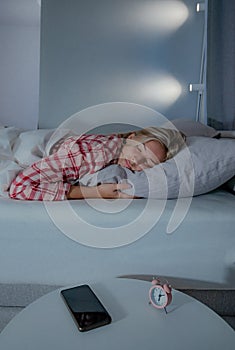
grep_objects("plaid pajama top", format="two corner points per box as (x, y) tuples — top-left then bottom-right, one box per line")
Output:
(9, 134), (123, 201)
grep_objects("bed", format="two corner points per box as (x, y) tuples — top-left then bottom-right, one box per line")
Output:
(0, 118), (235, 331)
(0, 188), (235, 289)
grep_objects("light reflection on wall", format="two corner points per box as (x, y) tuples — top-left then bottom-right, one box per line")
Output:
(126, 0), (189, 35)
(117, 0), (189, 108)
(137, 74), (182, 107)
(125, 73), (182, 108)
(110, 72), (182, 109)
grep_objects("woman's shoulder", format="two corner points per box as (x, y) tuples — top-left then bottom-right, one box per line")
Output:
(64, 133), (121, 150)
(66, 133), (117, 142)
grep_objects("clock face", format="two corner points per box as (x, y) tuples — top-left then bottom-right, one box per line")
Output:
(150, 286), (167, 308)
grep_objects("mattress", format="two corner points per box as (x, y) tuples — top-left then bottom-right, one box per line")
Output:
(0, 189), (234, 289)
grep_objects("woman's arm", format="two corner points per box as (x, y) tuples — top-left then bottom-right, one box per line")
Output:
(9, 156), (71, 201)
(10, 137), (82, 201)
(67, 183), (135, 199)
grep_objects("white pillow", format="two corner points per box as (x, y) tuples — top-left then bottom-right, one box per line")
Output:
(169, 119), (220, 137)
(79, 136), (235, 198)
(0, 160), (23, 198)
(125, 136), (235, 198)
(12, 128), (75, 167)
(12, 129), (55, 167)
(181, 136), (235, 197)
(0, 127), (23, 157)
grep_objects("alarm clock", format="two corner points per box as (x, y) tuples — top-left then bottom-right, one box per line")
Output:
(149, 278), (172, 314)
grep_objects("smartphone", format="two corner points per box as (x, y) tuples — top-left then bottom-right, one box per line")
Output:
(60, 284), (112, 332)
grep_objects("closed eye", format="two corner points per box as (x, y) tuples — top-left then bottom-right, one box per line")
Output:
(136, 144), (144, 153)
(137, 144), (158, 167)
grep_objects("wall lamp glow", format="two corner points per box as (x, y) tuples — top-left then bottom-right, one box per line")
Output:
(196, 2), (205, 12)
(189, 83), (204, 93)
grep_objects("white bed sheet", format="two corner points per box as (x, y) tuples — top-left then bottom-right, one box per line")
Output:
(0, 189), (234, 289)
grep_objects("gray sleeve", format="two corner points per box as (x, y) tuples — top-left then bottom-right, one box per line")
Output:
(75, 164), (150, 197)
(75, 164), (128, 186)
(75, 163), (179, 199)
(122, 162), (180, 199)
(76, 164), (157, 198)
(120, 168), (149, 198)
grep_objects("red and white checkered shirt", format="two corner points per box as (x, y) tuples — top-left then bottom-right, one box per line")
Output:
(9, 134), (123, 201)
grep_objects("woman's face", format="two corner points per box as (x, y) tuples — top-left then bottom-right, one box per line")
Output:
(117, 134), (167, 171)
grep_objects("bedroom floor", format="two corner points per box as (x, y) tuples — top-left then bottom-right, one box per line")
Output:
(180, 289), (235, 331)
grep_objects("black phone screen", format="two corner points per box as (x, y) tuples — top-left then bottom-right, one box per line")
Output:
(60, 284), (112, 332)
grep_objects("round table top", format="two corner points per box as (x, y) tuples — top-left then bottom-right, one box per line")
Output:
(0, 278), (234, 350)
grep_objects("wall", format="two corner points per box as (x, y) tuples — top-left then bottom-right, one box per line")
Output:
(0, 0), (40, 129)
(39, 0), (205, 129)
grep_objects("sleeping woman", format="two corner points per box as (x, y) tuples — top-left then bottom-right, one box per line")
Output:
(9, 127), (185, 201)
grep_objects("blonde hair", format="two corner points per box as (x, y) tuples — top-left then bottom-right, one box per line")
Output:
(120, 127), (186, 160)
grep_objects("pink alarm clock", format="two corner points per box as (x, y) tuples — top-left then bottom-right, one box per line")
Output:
(149, 278), (172, 314)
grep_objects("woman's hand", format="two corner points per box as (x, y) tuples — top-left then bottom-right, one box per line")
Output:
(95, 183), (134, 199)
(67, 183), (135, 199)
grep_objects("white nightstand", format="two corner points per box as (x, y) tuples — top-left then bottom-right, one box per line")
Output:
(0, 278), (234, 350)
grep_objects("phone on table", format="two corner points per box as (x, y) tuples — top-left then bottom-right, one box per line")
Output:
(60, 284), (112, 332)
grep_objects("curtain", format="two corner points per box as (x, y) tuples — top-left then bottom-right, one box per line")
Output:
(207, 0), (235, 130)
